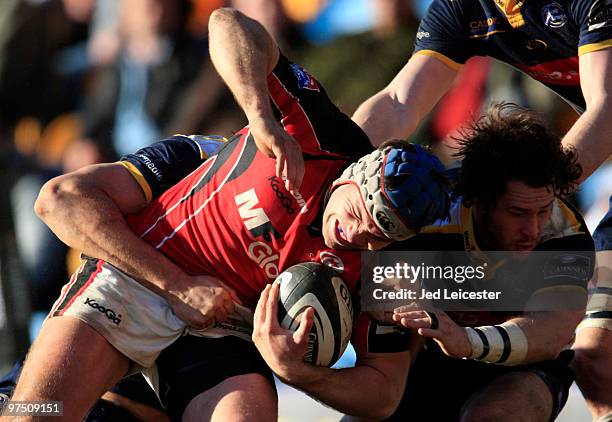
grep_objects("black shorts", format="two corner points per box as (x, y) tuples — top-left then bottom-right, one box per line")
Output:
(594, 196), (612, 251)
(156, 335), (275, 421)
(386, 342), (575, 422)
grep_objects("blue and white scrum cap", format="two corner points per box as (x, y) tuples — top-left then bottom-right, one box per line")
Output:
(331, 143), (450, 241)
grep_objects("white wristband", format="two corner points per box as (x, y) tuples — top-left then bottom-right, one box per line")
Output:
(464, 322), (528, 366)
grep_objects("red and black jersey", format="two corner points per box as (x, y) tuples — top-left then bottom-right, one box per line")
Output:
(122, 54), (373, 307)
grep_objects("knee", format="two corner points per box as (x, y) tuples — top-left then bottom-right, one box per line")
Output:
(183, 374), (277, 422)
(460, 373), (552, 422)
(573, 346), (600, 373)
(237, 373), (277, 406)
(574, 344), (612, 386)
(225, 374), (277, 420)
(460, 406), (511, 422)
(461, 404), (542, 422)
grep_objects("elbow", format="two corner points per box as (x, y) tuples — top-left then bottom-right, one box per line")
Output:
(382, 389), (403, 419)
(538, 326), (581, 363)
(364, 383), (403, 420)
(366, 396), (401, 420)
(541, 348), (565, 363)
(34, 175), (78, 222)
(209, 8), (242, 34)
(373, 405), (399, 420)
(34, 178), (61, 220)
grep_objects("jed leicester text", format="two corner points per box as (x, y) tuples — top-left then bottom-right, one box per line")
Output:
(372, 288), (502, 301)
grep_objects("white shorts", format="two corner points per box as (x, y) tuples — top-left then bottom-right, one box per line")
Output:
(48, 256), (254, 368)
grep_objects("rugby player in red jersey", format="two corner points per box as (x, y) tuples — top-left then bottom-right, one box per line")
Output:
(11, 8), (449, 421)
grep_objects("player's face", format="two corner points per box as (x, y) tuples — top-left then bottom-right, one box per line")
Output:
(323, 184), (392, 251)
(476, 181), (554, 256)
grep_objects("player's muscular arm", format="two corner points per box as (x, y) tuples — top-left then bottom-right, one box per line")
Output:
(563, 48), (612, 181)
(209, 7), (279, 128)
(36, 164), (238, 329)
(504, 310), (583, 362)
(396, 299), (583, 364)
(288, 351), (410, 419)
(208, 8), (304, 192)
(352, 54), (458, 147)
(36, 163), (153, 269)
(252, 284), (410, 419)
(514, 287), (585, 362)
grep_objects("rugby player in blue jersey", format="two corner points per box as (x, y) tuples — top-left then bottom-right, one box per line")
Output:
(351, 1), (612, 420)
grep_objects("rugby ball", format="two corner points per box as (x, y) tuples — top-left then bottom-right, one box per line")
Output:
(276, 262), (353, 367)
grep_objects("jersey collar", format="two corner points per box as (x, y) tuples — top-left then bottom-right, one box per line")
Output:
(493, 0), (526, 28)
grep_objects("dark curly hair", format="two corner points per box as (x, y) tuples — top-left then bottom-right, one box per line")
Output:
(453, 103), (582, 207)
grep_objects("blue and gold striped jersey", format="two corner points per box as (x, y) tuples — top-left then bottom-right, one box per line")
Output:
(415, 0), (612, 112)
(119, 134), (227, 203)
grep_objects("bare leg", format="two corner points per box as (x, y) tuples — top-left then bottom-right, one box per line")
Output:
(181, 374), (277, 422)
(460, 372), (553, 422)
(574, 250), (612, 421)
(11, 316), (129, 421)
(574, 328), (612, 420)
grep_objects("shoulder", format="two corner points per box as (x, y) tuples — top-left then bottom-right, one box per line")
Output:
(539, 198), (593, 248)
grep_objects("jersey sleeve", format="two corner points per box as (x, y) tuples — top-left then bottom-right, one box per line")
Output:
(534, 199), (595, 291)
(118, 134), (226, 202)
(413, 0), (471, 70)
(571, 0), (612, 56)
(531, 233), (595, 292)
(266, 53), (374, 160)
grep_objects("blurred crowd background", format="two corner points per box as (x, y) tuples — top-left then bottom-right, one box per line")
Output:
(0, 1), (609, 414)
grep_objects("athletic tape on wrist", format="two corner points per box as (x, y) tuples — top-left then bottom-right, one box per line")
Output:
(464, 321), (528, 365)
(586, 287), (612, 313)
(578, 284), (612, 332)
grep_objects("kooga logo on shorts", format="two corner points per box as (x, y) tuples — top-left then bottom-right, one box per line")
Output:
(84, 297), (123, 326)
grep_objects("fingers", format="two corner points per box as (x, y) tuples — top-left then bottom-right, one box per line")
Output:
(393, 304), (419, 314)
(284, 158), (296, 192)
(286, 145), (304, 193)
(289, 146), (304, 194)
(397, 316), (431, 329)
(272, 138), (304, 194)
(254, 284), (272, 326)
(265, 282), (280, 328)
(293, 307), (314, 345)
(393, 310), (427, 325)
(190, 315), (213, 331)
(417, 328), (440, 339)
(275, 148), (287, 185)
